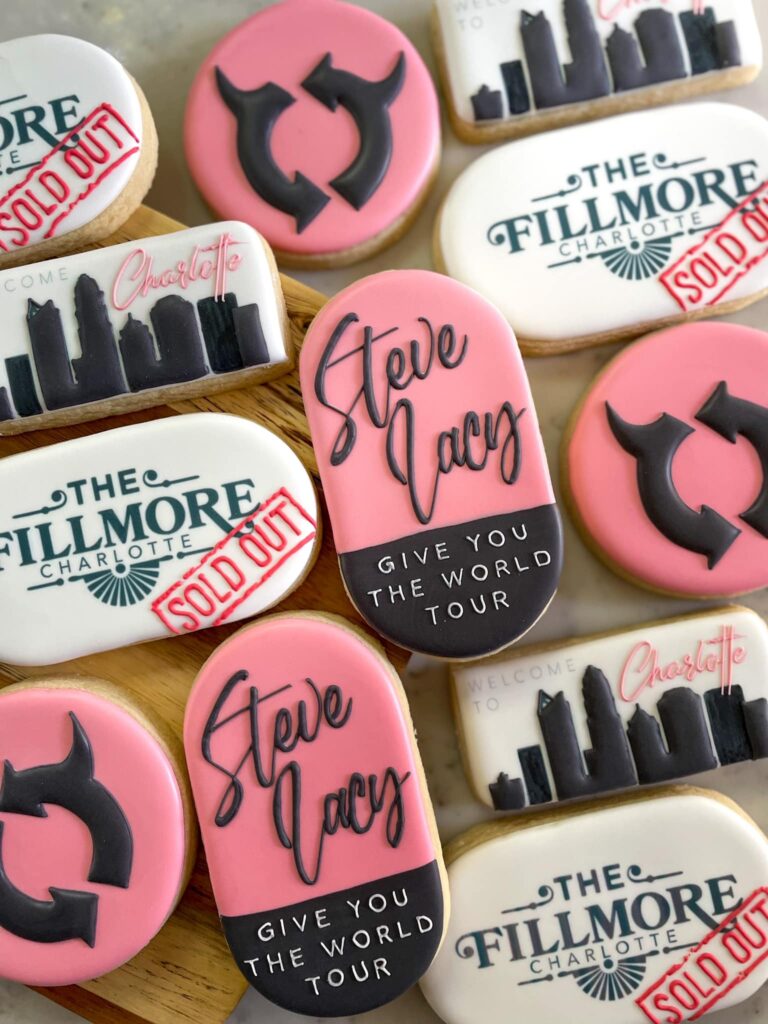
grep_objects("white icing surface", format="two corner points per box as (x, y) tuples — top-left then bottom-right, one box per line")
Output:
(453, 607), (768, 808)
(420, 792), (768, 1024)
(434, 0), (763, 125)
(0, 413), (318, 664)
(0, 35), (144, 245)
(0, 221), (289, 423)
(438, 102), (768, 339)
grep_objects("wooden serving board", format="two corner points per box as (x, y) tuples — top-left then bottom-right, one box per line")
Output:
(0, 206), (409, 1024)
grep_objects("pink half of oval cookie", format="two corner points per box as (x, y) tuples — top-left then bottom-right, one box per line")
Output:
(0, 684), (188, 986)
(300, 269), (562, 660)
(566, 321), (768, 597)
(183, 613), (445, 1017)
(184, 0), (440, 260)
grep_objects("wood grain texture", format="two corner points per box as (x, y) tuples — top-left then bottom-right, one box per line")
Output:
(0, 205), (409, 1024)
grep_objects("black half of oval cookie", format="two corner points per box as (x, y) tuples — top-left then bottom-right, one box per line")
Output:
(221, 862), (445, 1016)
(340, 506), (563, 659)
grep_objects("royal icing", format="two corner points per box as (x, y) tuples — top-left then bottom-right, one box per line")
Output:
(184, 0), (440, 259)
(299, 269), (562, 660)
(437, 103), (768, 345)
(0, 683), (188, 986)
(183, 613), (445, 1016)
(0, 35), (146, 257)
(0, 222), (289, 432)
(434, 0), (762, 130)
(420, 789), (768, 1024)
(0, 413), (318, 664)
(566, 322), (768, 596)
(452, 607), (768, 811)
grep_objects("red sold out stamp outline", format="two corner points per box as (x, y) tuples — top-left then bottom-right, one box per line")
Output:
(660, 180), (768, 312)
(636, 886), (768, 1023)
(0, 103), (140, 252)
(152, 487), (317, 635)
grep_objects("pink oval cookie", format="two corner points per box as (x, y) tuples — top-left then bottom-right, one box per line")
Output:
(300, 269), (562, 660)
(0, 683), (189, 986)
(184, 0), (440, 264)
(183, 613), (446, 1016)
(566, 322), (768, 597)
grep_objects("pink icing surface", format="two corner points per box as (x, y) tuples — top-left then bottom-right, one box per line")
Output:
(183, 615), (437, 917)
(184, 0), (439, 256)
(0, 687), (187, 986)
(568, 322), (768, 596)
(300, 269), (555, 553)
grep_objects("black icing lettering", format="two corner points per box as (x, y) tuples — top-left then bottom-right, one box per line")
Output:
(0, 711), (133, 889)
(221, 863), (443, 1016)
(606, 403), (741, 569)
(215, 69), (330, 233)
(301, 53), (406, 210)
(200, 672), (409, 887)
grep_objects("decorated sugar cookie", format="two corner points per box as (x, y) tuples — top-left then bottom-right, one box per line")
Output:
(432, 0), (762, 143)
(0, 35), (157, 267)
(184, 0), (440, 267)
(453, 606), (768, 810)
(0, 678), (192, 986)
(183, 612), (447, 1016)
(420, 787), (768, 1024)
(300, 269), (562, 660)
(565, 322), (768, 597)
(436, 103), (768, 353)
(0, 222), (290, 433)
(0, 413), (319, 665)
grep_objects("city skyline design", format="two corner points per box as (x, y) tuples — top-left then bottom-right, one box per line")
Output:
(0, 273), (272, 422)
(470, 0), (742, 121)
(488, 664), (768, 809)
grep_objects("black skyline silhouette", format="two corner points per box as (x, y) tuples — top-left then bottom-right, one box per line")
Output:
(488, 669), (768, 810)
(470, 0), (742, 122)
(0, 273), (271, 420)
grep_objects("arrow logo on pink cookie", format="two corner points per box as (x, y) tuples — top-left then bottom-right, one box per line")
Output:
(0, 821), (98, 946)
(696, 381), (768, 540)
(605, 404), (742, 569)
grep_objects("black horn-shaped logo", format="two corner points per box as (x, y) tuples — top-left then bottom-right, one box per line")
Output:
(0, 712), (133, 945)
(301, 53), (406, 210)
(606, 404), (742, 568)
(696, 381), (768, 539)
(606, 381), (768, 568)
(215, 52), (406, 232)
(0, 821), (98, 946)
(214, 70), (331, 234)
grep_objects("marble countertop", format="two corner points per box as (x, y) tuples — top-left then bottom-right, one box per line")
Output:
(2, 1), (768, 1022)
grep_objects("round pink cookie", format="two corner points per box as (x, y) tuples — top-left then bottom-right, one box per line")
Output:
(0, 684), (189, 986)
(184, 0), (440, 261)
(567, 322), (768, 597)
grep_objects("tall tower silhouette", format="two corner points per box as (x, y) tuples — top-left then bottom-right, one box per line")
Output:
(27, 274), (127, 410)
(522, 0), (610, 110)
(538, 666), (637, 800)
